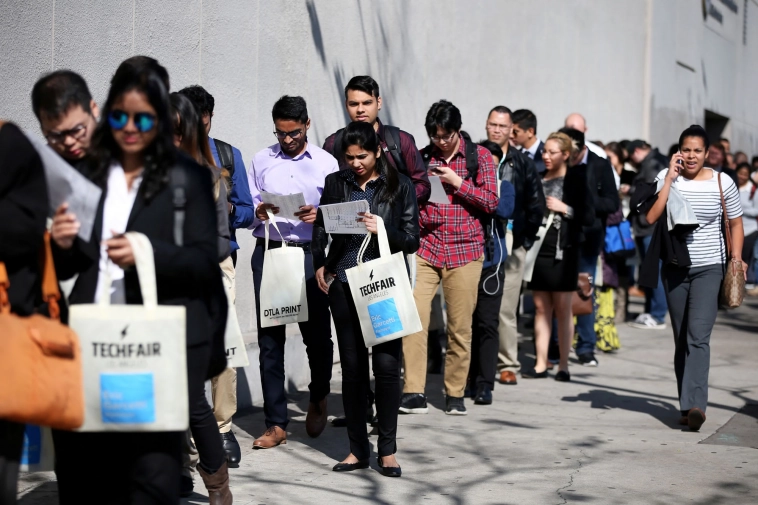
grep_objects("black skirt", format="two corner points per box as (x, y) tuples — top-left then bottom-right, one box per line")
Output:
(528, 226), (579, 292)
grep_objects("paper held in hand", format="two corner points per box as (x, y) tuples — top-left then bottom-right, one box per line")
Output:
(319, 200), (370, 234)
(260, 191), (307, 218)
(427, 176), (449, 204)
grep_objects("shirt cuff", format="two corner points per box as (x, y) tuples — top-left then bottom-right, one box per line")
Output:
(564, 206), (574, 219)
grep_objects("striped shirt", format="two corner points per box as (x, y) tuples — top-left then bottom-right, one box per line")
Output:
(655, 168), (742, 266)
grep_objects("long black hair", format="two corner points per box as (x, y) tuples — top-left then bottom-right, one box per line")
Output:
(89, 56), (176, 201)
(340, 121), (399, 203)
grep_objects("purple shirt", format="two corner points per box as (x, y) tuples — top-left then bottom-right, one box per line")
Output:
(248, 142), (338, 242)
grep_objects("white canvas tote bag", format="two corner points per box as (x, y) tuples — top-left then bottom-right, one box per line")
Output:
(523, 211), (554, 283)
(345, 216), (422, 348)
(221, 263), (249, 368)
(259, 212), (309, 328)
(68, 232), (188, 432)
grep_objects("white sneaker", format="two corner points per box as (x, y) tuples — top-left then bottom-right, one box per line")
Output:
(627, 313), (666, 330)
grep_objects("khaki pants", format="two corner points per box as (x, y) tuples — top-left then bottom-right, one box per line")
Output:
(403, 255), (483, 398)
(213, 257), (238, 433)
(497, 234), (524, 372)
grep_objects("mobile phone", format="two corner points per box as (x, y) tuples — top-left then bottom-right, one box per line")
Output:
(428, 161), (442, 175)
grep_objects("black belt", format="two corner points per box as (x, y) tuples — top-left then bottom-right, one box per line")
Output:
(257, 238), (311, 252)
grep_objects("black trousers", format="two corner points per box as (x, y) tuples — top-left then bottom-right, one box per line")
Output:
(252, 241), (333, 429)
(0, 420), (24, 505)
(329, 280), (401, 460)
(53, 344), (224, 504)
(468, 265), (506, 389)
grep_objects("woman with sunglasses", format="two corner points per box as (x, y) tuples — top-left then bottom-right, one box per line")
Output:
(50, 57), (231, 505)
(312, 121), (419, 477)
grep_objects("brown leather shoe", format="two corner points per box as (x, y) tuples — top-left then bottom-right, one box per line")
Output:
(306, 398), (327, 438)
(198, 462), (233, 505)
(688, 408), (706, 431)
(498, 370), (518, 385)
(253, 426), (287, 449)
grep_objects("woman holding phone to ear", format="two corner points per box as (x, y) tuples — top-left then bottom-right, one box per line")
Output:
(312, 121), (419, 477)
(50, 57), (231, 504)
(641, 125), (744, 432)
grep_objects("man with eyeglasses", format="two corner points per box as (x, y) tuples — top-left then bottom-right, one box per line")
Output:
(400, 100), (499, 416)
(485, 106), (545, 386)
(247, 96), (337, 449)
(32, 70), (98, 165)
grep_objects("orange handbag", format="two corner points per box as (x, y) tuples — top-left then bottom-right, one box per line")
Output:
(0, 232), (84, 430)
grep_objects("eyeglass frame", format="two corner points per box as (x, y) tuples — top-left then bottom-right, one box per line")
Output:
(273, 128), (305, 140)
(45, 123), (89, 145)
(430, 131), (458, 144)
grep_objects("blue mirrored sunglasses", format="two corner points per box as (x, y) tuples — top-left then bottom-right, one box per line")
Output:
(108, 110), (157, 133)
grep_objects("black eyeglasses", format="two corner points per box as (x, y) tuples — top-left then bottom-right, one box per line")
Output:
(45, 124), (89, 145)
(273, 128), (304, 140)
(430, 131), (458, 144)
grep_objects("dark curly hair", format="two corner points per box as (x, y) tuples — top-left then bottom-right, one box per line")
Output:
(178, 85), (215, 117)
(88, 56), (177, 201)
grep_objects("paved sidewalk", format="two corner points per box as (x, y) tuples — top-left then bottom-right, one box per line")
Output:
(18, 298), (758, 504)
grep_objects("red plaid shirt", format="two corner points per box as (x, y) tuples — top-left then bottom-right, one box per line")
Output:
(418, 137), (499, 269)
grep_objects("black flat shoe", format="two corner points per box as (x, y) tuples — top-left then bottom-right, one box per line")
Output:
(555, 370), (571, 382)
(521, 369), (548, 379)
(378, 458), (402, 478)
(333, 459), (369, 472)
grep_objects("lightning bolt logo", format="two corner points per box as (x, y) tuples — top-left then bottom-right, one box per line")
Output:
(369, 270), (374, 281)
(121, 325), (129, 339)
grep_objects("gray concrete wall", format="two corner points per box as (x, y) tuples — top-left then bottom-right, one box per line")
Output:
(2, 1), (757, 402)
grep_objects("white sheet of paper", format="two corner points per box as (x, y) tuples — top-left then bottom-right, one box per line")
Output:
(428, 175), (449, 204)
(319, 200), (370, 234)
(260, 191), (307, 218)
(25, 132), (102, 242)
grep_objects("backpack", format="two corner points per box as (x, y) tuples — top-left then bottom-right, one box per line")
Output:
(333, 125), (408, 176)
(213, 139), (235, 202)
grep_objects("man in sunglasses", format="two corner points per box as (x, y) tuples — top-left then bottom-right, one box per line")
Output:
(247, 96), (337, 449)
(32, 70), (98, 165)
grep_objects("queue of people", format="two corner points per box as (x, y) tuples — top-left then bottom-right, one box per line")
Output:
(0, 56), (750, 504)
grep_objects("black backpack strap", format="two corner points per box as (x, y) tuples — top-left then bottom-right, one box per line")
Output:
(170, 166), (187, 247)
(460, 131), (479, 182)
(420, 144), (434, 169)
(381, 125), (408, 176)
(213, 139), (235, 175)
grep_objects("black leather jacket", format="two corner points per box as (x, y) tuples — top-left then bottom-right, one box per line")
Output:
(501, 145), (545, 250)
(312, 168), (420, 273)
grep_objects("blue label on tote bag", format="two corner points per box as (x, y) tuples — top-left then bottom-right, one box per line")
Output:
(100, 373), (156, 424)
(21, 425), (42, 465)
(367, 298), (403, 338)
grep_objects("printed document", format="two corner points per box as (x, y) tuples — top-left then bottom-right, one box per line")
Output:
(319, 200), (370, 234)
(428, 176), (450, 204)
(260, 191), (307, 218)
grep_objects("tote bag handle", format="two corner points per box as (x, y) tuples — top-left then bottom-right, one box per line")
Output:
(96, 233), (158, 309)
(355, 215), (391, 265)
(264, 208), (288, 251)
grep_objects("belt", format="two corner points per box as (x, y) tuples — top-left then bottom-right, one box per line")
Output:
(256, 238), (311, 252)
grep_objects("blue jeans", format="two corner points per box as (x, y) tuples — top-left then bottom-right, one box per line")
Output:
(575, 254), (598, 355)
(639, 235), (668, 323)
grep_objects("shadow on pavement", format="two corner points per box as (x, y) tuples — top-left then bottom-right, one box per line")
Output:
(561, 389), (681, 427)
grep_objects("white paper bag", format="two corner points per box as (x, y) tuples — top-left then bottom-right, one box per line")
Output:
(345, 216), (422, 347)
(68, 232), (188, 432)
(20, 425), (55, 472)
(221, 263), (248, 368)
(523, 212), (554, 283)
(259, 212), (309, 328)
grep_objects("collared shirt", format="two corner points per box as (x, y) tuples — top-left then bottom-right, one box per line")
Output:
(418, 136), (499, 269)
(248, 142), (338, 242)
(523, 138), (543, 160)
(209, 137), (255, 253)
(322, 119), (431, 204)
(95, 162), (143, 304)
(585, 140), (607, 159)
(335, 172), (384, 282)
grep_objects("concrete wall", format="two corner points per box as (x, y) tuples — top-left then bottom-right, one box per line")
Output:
(2, 0), (757, 339)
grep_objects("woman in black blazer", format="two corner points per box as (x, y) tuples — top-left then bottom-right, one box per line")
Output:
(312, 121), (419, 477)
(50, 57), (230, 505)
(523, 132), (592, 383)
